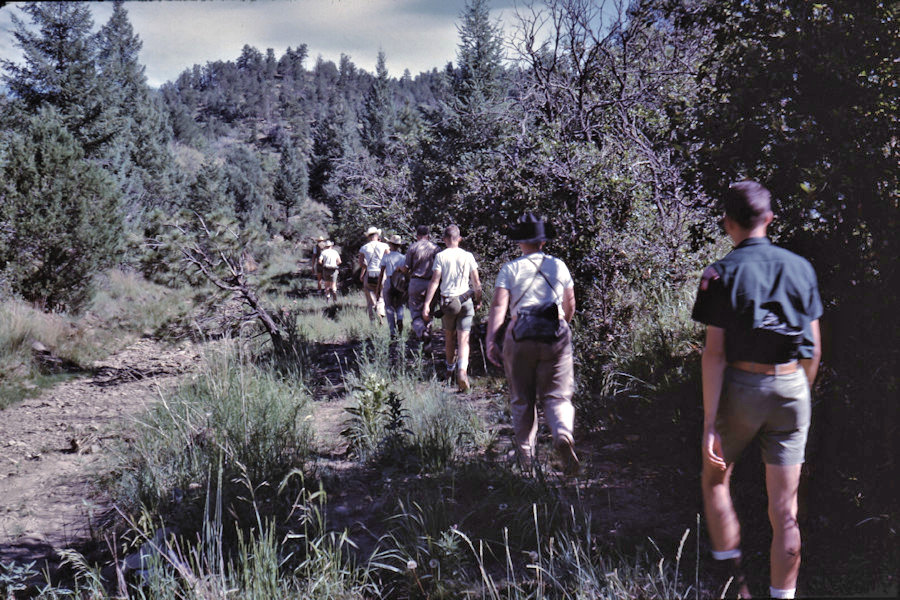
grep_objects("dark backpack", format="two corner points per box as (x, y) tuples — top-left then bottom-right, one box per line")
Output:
(389, 269), (409, 307)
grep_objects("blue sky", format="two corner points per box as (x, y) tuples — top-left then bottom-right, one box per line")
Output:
(0, 0), (521, 88)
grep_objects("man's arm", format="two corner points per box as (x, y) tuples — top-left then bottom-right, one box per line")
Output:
(422, 268), (442, 321)
(562, 287), (576, 322)
(470, 267), (482, 310)
(485, 287), (509, 367)
(800, 319), (821, 385)
(376, 265), (386, 298)
(358, 252), (366, 283)
(702, 325), (728, 471)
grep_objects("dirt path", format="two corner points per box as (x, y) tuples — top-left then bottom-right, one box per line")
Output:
(0, 338), (201, 566)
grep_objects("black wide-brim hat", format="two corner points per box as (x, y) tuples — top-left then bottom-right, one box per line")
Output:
(507, 212), (556, 243)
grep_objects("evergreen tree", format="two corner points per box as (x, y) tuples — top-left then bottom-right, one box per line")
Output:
(453, 0), (506, 104)
(2, 2), (120, 157)
(0, 108), (122, 311)
(224, 145), (269, 224)
(273, 141), (309, 226)
(186, 161), (232, 218)
(96, 0), (175, 213)
(361, 51), (395, 159)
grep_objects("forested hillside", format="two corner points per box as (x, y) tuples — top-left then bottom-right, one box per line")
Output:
(0, 0), (896, 597)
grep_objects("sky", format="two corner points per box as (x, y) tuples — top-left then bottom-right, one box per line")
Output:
(0, 0), (521, 88)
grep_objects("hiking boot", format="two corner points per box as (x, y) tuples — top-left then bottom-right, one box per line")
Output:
(552, 437), (580, 476)
(457, 369), (470, 392)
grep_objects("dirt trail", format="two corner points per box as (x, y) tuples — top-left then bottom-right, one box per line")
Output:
(0, 338), (201, 566)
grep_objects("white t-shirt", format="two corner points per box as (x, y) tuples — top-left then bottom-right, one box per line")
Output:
(359, 240), (390, 277)
(495, 252), (573, 318)
(319, 248), (340, 269)
(381, 252), (405, 279)
(433, 247), (478, 297)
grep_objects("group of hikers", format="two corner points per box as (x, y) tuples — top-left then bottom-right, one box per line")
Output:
(307, 180), (822, 599)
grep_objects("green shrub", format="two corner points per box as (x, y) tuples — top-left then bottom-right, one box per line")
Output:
(112, 342), (312, 512)
(0, 107), (123, 312)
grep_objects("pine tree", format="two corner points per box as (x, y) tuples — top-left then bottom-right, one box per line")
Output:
(2, 2), (121, 157)
(186, 161), (232, 218)
(361, 51), (395, 159)
(96, 0), (175, 213)
(0, 107), (123, 311)
(453, 0), (506, 105)
(273, 141), (309, 226)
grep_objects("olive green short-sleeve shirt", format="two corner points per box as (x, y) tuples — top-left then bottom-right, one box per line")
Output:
(692, 237), (823, 363)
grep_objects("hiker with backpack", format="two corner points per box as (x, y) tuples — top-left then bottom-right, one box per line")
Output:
(358, 226), (390, 322)
(484, 213), (579, 475)
(377, 234), (407, 338)
(404, 225), (440, 348)
(318, 240), (341, 303)
(422, 225), (482, 392)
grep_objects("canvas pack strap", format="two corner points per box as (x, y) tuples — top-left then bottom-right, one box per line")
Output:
(511, 256), (560, 312)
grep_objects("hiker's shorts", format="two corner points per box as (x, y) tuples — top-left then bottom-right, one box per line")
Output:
(717, 367), (811, 466)
(322, 267), (338, 284)
(441, 298), (474, 332)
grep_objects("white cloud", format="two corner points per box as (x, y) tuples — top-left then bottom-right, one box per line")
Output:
(0, 0), (521, 88)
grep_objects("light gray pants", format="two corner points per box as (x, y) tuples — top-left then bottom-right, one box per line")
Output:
(502, 322), (575, 459)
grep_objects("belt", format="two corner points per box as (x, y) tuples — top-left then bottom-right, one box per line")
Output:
(729, 360), (799, 375)
(411, 276), (430, 280)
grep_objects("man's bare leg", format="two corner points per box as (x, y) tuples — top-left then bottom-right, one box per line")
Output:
(457, 330), (470, 390)
(702, 462), (741, 552)
(444, 331), (457, 372)
(766, 463), (802, 596)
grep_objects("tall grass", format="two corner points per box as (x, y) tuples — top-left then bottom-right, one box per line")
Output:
(0, 269), (193, 408)
(111, 341), (313, 514)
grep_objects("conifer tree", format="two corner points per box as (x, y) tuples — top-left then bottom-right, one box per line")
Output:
(96, 0), (175, 213)
(2, 2), (120, 157)
(273, 141), (309, 226)
(361, 51), (395, 159)
(0, 108), (122, 311)
(186, 161), (232, 218)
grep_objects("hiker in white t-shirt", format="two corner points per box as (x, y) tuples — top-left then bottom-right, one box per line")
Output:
(317, 240), (341, 303)
(377, 235), (407, 337)
(358, 226), (390, 322)
(423, 224), (482, 391)
(485, 213), (578, 476)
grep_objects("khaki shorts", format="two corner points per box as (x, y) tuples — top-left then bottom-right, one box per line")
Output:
(322, 267), (338, 284)
(717, 367), (811, 466)
(441, 298), (474, 332)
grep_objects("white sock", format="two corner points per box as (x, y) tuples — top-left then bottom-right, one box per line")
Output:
(711, 548), (742, 561)
(769, 586), (796, 599)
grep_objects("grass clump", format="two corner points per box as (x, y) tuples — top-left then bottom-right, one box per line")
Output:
(111, 341), (312, 515)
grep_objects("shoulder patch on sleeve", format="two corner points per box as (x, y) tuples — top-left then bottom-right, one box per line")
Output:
(699, 265), (720, 291)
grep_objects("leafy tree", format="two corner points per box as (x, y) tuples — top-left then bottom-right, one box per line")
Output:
(0, 108), (122, 311)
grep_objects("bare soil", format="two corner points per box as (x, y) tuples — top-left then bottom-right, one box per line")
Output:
(0, 338), (202, 567)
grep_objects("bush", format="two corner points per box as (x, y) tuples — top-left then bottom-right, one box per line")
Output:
(0, 107), (123, 312)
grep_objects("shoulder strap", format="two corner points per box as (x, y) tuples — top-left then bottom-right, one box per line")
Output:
(511, 256), (561, 309)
